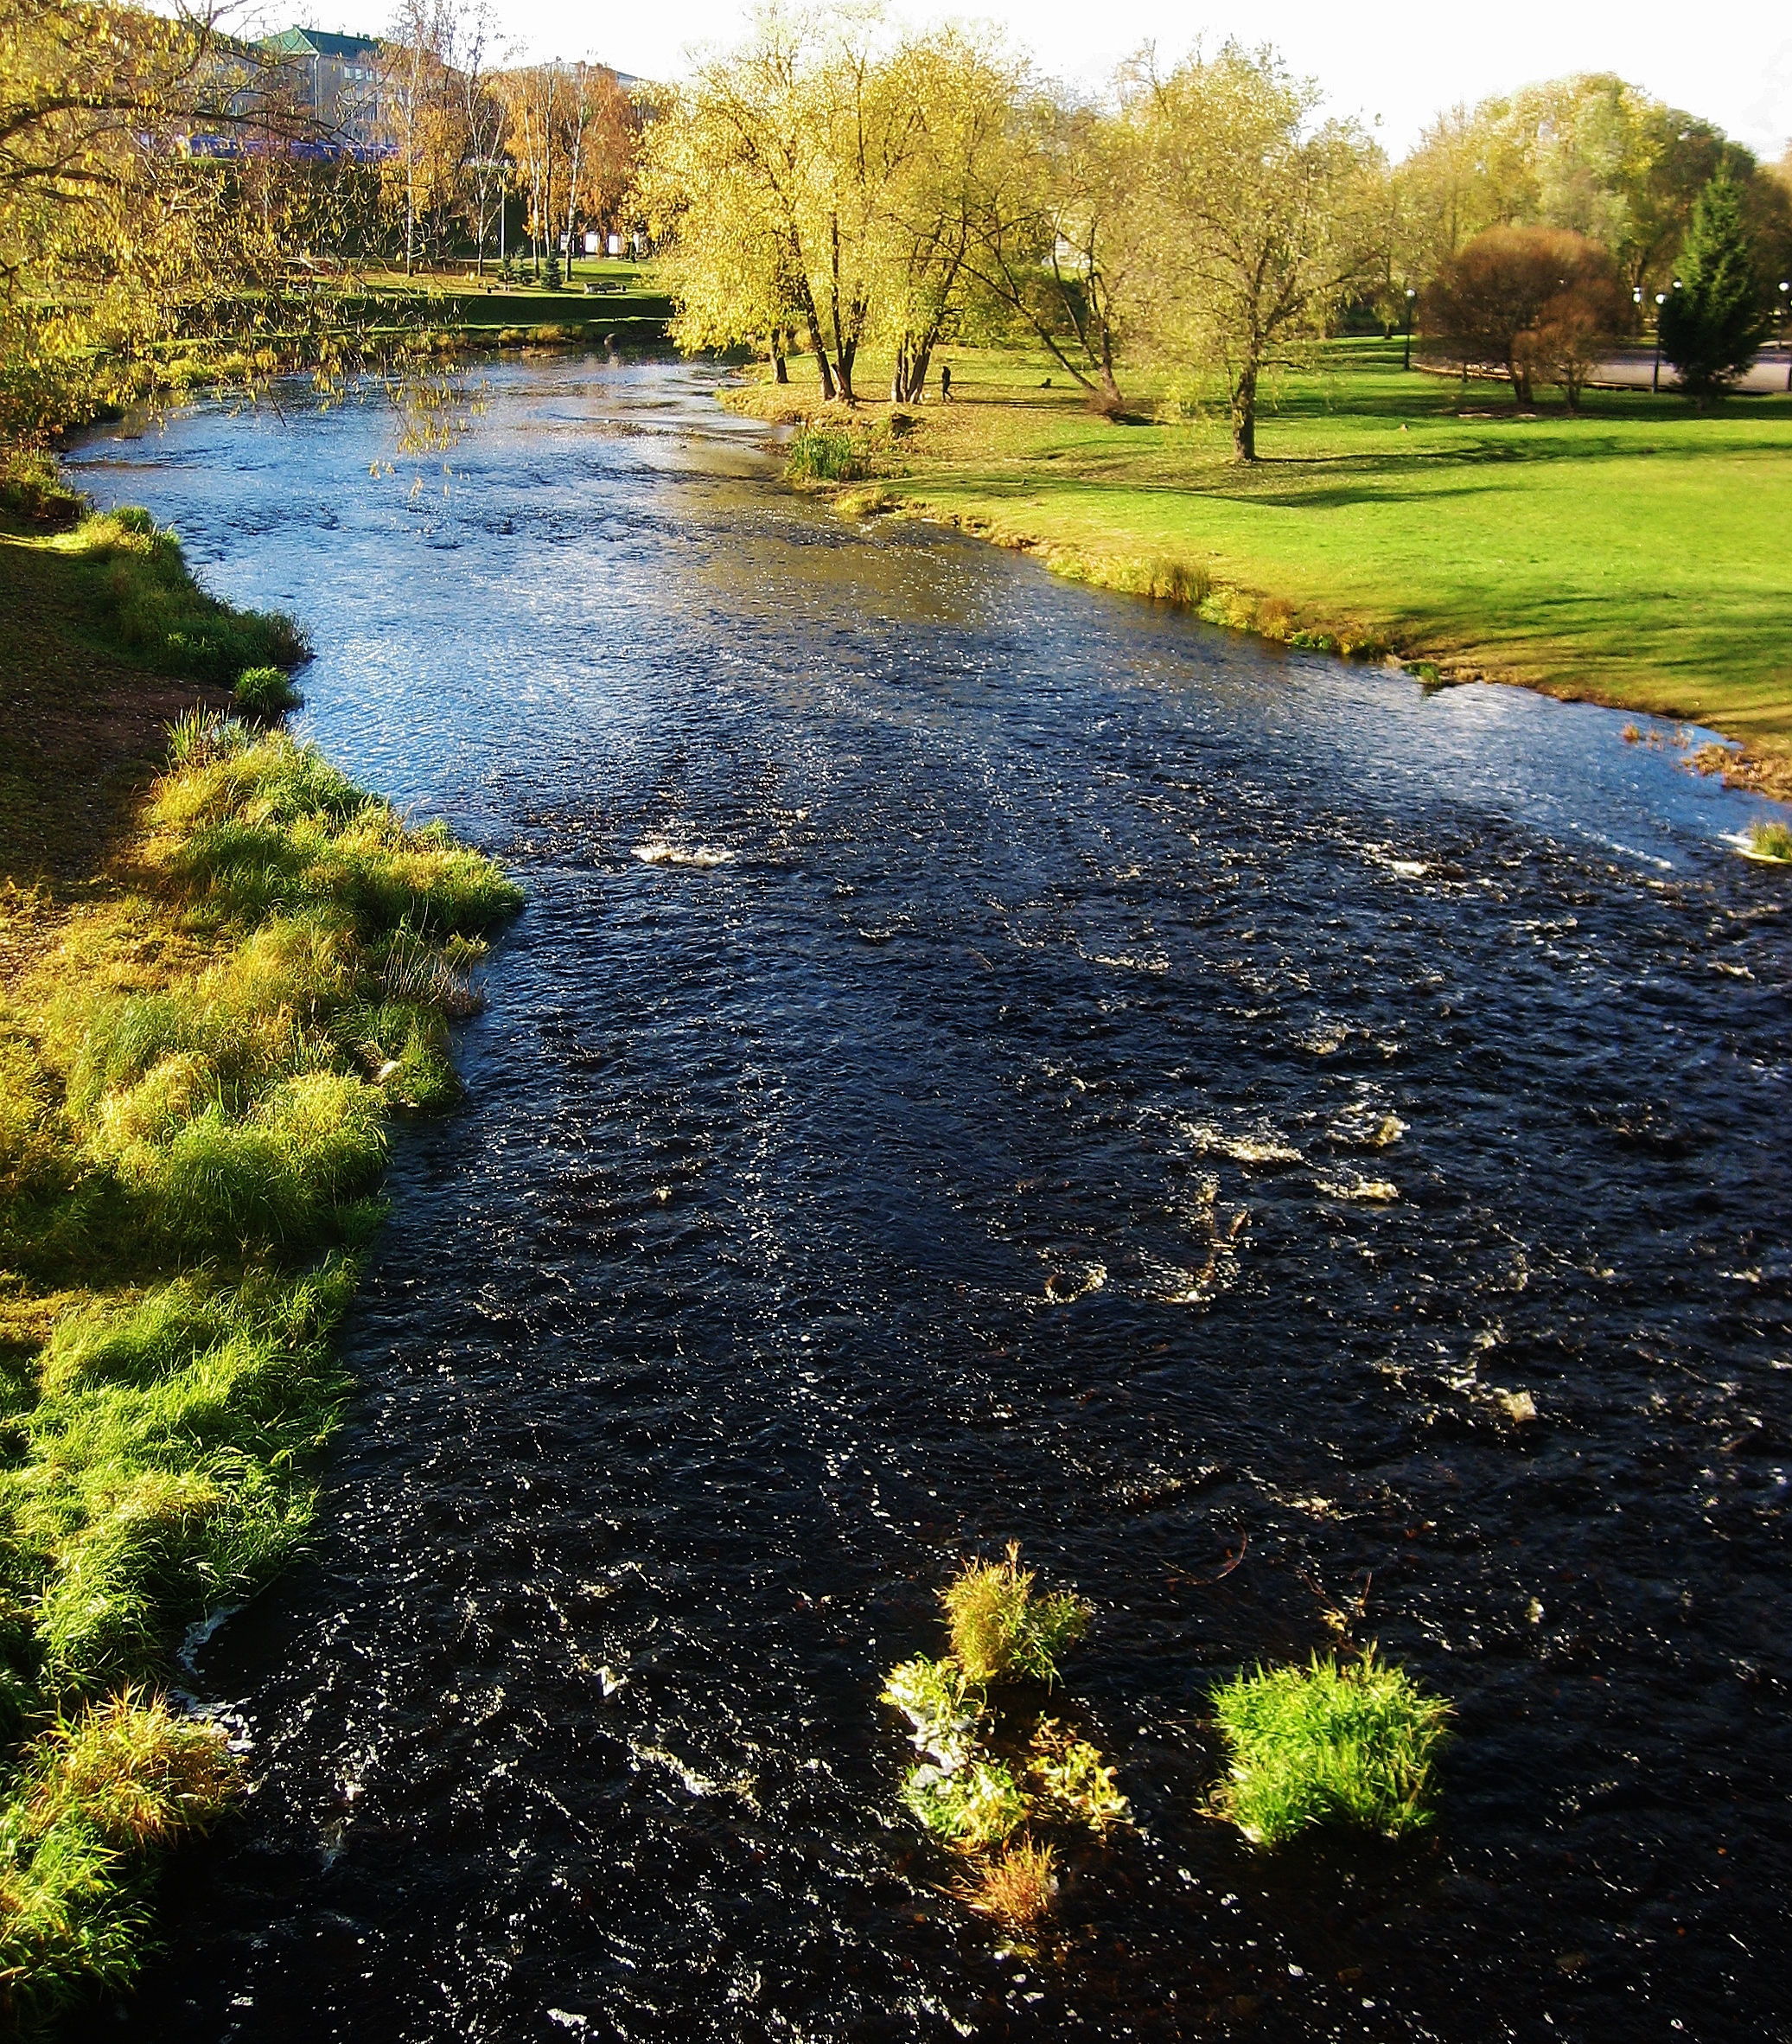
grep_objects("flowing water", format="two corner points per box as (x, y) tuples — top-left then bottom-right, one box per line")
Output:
(72, 361), (1790, 2043)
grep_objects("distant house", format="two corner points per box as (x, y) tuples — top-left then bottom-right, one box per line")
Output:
(262, 28), (389, 153)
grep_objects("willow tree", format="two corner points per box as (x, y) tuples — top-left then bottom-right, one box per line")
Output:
(957, 88), (1147, 417)
(1133, 44), (1379, 460)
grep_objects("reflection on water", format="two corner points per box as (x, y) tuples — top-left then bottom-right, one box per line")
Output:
(72, 360), (1791, 2042)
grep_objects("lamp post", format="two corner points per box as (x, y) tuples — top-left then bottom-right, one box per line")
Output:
(1652, 291), (1667, 393)
(1403, 287), (1416, 372)
(1782, 280), (1790, 392)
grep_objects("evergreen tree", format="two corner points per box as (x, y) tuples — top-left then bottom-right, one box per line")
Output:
(1657, 176), (1770, 399)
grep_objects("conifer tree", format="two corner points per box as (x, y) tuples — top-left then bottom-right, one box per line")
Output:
(1657, 176), (1770, 399)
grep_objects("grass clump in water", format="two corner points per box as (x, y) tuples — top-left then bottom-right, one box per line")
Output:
(1745, 820), (1792, 862)
(232, 666), (303, 719)
(941, 1542), (1092, 1688)
(786, 425), (870, 484)
(1208, 1648), (1451, 1845)
(957, 1835), (1058, 1932)
(879, 1545), (1119, 1943)
(880, 1655), (983, 1772)
(1025, 1718), (1129, 1833)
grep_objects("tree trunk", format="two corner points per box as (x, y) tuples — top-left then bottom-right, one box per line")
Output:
(1230, 363), (1258, 462)
(772, 332), (788, 384)
(835, 335), (856, 406)
(798, 289), (836, 402)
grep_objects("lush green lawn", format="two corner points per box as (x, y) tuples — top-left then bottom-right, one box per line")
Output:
(358, 262), (672, 338)
(743, 338), (1792, 788)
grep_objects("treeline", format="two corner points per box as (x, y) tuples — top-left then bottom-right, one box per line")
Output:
(366, 0), (649, 277)
(635, 13), (1792, 446)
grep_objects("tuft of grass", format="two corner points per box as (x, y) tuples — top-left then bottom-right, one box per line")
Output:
(0, 1693), (237, 2021)
(941, 1543), (1092, 1688)
(901, 1758), (1030, 1853)
(1745, 819), (1792, 861)
(787, 425), (870, 484)
(1026, 1718), (1129, 1833)
(233, 666), (303, 719)
(1144, 556), (1210, 607)
(1208, 1648), (1451, 1845)
(957, 1835), (1057, 1932)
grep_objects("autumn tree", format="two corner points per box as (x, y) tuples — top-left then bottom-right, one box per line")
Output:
(957, 86), (1145, 416)
(1423, 225), (1613, 406)
(638, 12), (896, 402)
(1130, 43), (1380, 459)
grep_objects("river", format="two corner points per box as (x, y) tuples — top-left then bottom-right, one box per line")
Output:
(72, 358), (1789, 2041)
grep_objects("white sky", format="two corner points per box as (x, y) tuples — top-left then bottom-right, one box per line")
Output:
(294, 0), (1792, 162)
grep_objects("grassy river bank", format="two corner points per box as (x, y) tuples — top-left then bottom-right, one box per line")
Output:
(724, 337), (1792, 800)
(0, 491), (519, 2026)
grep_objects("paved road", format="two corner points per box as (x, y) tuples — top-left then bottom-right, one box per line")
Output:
(1591, 343), (1792, 393)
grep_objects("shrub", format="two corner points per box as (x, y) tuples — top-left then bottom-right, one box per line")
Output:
(941, 1544), (1092, 1687)
(1208, 1648), (1451, 1844)
(1746, 820), (1792, 861)
(233, 666), (303, 719)
(1424, 227), (1624, 407)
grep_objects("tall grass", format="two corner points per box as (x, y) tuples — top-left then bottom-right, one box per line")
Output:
(0, 700), (520, 2013)
(786, 425), (870, 484)
(941, 1543), (1092, 1688)
(1208, 1649), (1451, 1845)
(58, 510), (307, 686)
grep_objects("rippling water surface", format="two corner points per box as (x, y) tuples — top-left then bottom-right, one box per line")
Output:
(73, 361), (1791, 2042)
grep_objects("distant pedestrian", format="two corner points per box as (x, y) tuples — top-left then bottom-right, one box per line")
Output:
(940, 364), (952, 402)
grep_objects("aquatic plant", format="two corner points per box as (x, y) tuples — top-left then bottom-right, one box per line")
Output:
(880, 1655), (983, 1772)
(233, 664), (303, 719)
(1745, 820), (1792, 862)
(958, 1836), (1058, 1932)
(941, 1543), (1092, 1688)
(902, 1758), (1030, 1852)
(1208, 1648), (1451, 1845)
(1026, 1719), (1129, 1833)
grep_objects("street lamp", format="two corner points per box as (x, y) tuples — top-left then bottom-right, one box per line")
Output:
(1403, 287), (1417, 372)
(1782, 280), (1790, 392)
(1652, 291), (1668, 393)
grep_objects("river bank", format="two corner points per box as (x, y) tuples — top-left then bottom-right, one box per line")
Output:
(722, 337), (1792, 801)
(0, 499), (519, 2025)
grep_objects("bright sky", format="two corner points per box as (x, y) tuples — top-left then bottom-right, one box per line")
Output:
(296, 0), (1792, 161)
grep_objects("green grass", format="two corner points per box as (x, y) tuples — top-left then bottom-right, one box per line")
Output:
(730, 337), (1792, 792)
(57, 511), (306, 691)
(0, 514), (520, 2022)
(233, 666), (302, 719)
(1208, 1649), (1451, 1846)
(1746, 819), (1792, 860)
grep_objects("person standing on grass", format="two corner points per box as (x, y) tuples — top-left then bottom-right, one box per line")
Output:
(941, 365), (952, 401)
